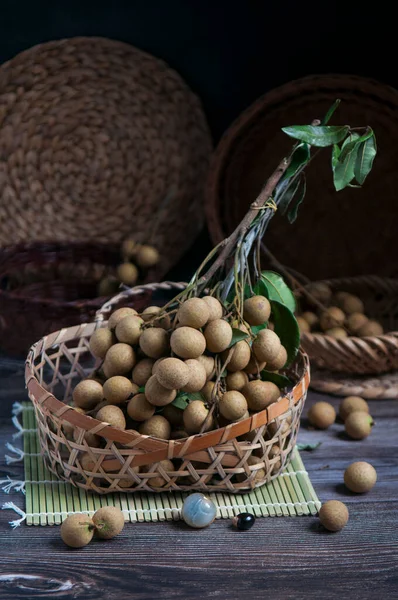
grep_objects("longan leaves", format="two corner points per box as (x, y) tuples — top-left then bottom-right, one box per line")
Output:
(172, 391), (204, 410)
(270, 300), (300, 367)
(332, 129), (376, 191)
(282, 125), (350, 147)
(228, 328), (250, 348)
(259, 271), (297, 313)
(260, 370), (292, 388)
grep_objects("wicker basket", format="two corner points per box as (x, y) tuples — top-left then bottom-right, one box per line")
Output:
(299, 276), (398, 374)
(25, 282), (310, 494)
(0, 37), (212, 274)
(206, 74), (398, 280)
(0, 242), (152, 356)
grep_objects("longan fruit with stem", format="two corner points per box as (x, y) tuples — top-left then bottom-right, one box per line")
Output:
(60, 513), (95, 548)
(221, 340), (251, 372)
(346, 312), (368, 334)
(132, 358), (155, 386)
(103, 343), (136, 378)
(307, 402), (336, 429)
(96, 405), (126, 430)
(73, 380), (103, 410)
(357, 319), (384, 336)
(93, 506), (125, 539)
(155, 357), (190, 390)
(182, 359), (207, 392)
(145, 375), (176, 406)
(141, 306), (171, 329)
(226, 370), (249, 391)
(127, 393), (155, 421)
(339, 396), (369, 421)
(200, 381), (216, 403)
(115, 315), (143, 345)
(319, 307), (345, 331)
(243, 380), (281, 411)
(103, 376), (133, 405)
(117, 262), (139, 286)
(170, 327), (206, 359)
(296, 316), (310, 334)
(107, 307), (138, 330)
(244, 353), (266, 375)
(139, 415), (171, 439)
(219, 390), (248, 421)
(139, 328), (170, 359)
(136, 245), (159, 268)
(202, 296), (224, 321)
(197, 355), (215, 380)
(264, 346), (287, 372)
(89, 329), (115, 359)
(177, 298), (209, 329)
(204, 319), (233, 353)
(243, 295), (271, 326)
(183, 401), (212, 434)
(319, 500), (349, 532)
(345, 411), (373, 439)
(344, 461), (377, 493)
(252, 329), (281, 363)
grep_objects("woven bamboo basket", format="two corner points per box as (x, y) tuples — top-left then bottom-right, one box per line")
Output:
(0, 37), (212, 274)
(206, 74), (398, 280)
(0, 242), (152, 356)
(299, 276), (398, 374)
(25, 282), (310, 494)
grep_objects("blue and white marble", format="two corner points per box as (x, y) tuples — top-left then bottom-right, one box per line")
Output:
(181, 493), (217, 529)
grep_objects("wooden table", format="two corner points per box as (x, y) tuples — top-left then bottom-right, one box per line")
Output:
(0, 355), (397, 600)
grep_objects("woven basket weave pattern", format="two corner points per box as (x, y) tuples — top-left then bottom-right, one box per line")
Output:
(25, 282), (309, 494)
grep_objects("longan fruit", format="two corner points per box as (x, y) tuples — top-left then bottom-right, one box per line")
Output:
(319, 500), (349, 532)
(204, 319), (233, 353)
(170, 327), (206, 359)
(98, 276), (119, 297)
(103, 376), (133, 405)
(325, 327), (348, 339)
(115, 315), (144, 345)
(297, 316), (310, 334)
(73, 380), (103, 410)
(269, 444), (282, 473)
(60, 513), (95, 548)
(183, 401), (212, 434)
(145, 375), (176, 406)
(252, 329), (281, 363)
(264, 346), (288, 371)
(156, 357), (190, 390)
(162, 404), (184, 427)
(267, 417), (291, 438)
(201, 381), (216, 403)
(307, 402), (336, 429)
(357, 320), (384, 337)
(346, 312), (368, 334)
(197, 355), (215, 380)
(320, 307), (345, 331)
(144, 459), (175, 488)
(117, 262), (139, 286)
(121, 238), (137, 259)
(152, 357), (167, 375)
(127, 393), (155, 421)
(177, 298), (210, 329)
(222, 340), (251, 372)
(237, 455), (266, 484)
(73, 428), (101, 448)
(302, 311), (319, 328)
(89, 329), (115, 359)
(336, 292), (364, 315)
(339, 396), (369, 421)
(345, 411), (373, 439)
(243, 380), (281, 411)
(132, 358), (155, 386)
(244, 354), (266, 375)
(202, 296), (224, 321)
(226, 370), (249, 391)
(107, 307), (138, 330)
(306, 282), (332, 304)
(136, 245), (159, 269)
(182, 359), (207, 392)
(219, 390), (248, 421)
(63, 407), (85, 437)
(139, 328), (170, 359)
(139, 415), (171, 439)
(344, 461), (377, 493)
(141, 306), (171, 329)
(96, 405), (126, 430)
(243, 295), (271, 326)
(103, 343), (136, 378)
(93, 506), (125, 539)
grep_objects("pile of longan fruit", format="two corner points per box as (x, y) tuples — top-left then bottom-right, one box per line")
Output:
(296, 282), (384, 339)
(98, 239), (159, 296)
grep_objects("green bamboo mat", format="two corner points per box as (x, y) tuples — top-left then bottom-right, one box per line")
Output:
(4, 402), (321, 526)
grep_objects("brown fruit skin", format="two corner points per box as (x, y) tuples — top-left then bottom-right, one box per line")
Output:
(139, 415), (171, 440)
(60, 513), (95, 548)
(177, 298), (209, 329)
(339, 396), (369, 421)
(325, 327), (348, 339)
(103, 376), (133, 405)
(144, 459), (175, 488)
(201, 381), (216, 403)
(296, 316), (310, 334)
(98, 276), (119, 297)
(73, 380), (103, 410)
(145, 375), (176, 406)
(127, 393), (155, 421)
(197, 355), (215, 380)
(302, 311), (319, 328)
(320, 307), (345, 331)
(132, 358), (155, 386)
(222, 340), (251, 372)
(141, 306), (171, 330)
(139, 328), (170, 359)
(96, 405), (126, 430)
(162, 404), (184, 427)
(244, 354), (266, 375)
(170, 327), (206, 359)
(226, 371), (249, 391)
(264, 346), (288, 372)
(243, 380), (281, 411)
(252, 329), (281, 363)
(219, 390), (248, 421)
(336, 293), (364, 315)
(307, 402), (336, 429)
(346, 312), (368, 334)
(117, 262), (139, 286)
(103, 343), (136, 378)
(306, 282), (332, 305)
(182, 359), (207, 392)
(202, 296), (224, 321)
(93, 506), (125, 539)
(345, 411), (373, 439)
(204, 319), (233, 353)
(108, 307), (138, 331)
(243, 295), (271, 326)
(136, 245), (159, 268)
(115, 315), (143, 345)
(73, 427), (101, 448)
(319, 500), (349, 532)
(156, 357), (190, 390)
(89, 329), (115, 359)
(357, 319), (384, 337)
(344, 461), (377, 493)
(237, 455), (265, 483)
(121, 238), (137, 259)
(183, 400), (211, 434)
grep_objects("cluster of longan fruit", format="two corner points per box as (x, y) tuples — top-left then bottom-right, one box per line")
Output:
(308, 395), (374, 440)
(98, 239), (159, 296)
(296, 282), (384, 339)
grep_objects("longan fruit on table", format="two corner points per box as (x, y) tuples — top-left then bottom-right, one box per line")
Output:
(339, 396), (369, 421)
(145, 375), (177, 406)
(243, 295), (271, 326)
(177, 298), (210, 329)
(170, 327), (206, 359)
(73, 380), (103, 410)
(243, 380), (281, 411)
(219, 390), (248, 421)
(60, 513), (95, 548)
(108, 307), (138, 331)
(139, 328), (170, 359)
(89, 329), (115, 359)
(345, 411), (373, 439)
(252, 329), (281, 363)
(204, 319), (233, 353)
(307, 402), (336, 429)
(93, 506), (125, 539)
(344, 461), (377, 493)
(222, 340), (251, 372)
(127, 393), (155, 421)
(103, 376), (133, 405)
(103, 343), (136, 378)
(139, 415), (171, 439)
(318, 500), (349, 532)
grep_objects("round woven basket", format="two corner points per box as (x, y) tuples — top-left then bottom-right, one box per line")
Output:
(299, 276), (398, 374)
(206, 74), (398, 279)
(0, 37), (212, 274)
(25, 282), (309, 494)
(0, 242), (152, 356)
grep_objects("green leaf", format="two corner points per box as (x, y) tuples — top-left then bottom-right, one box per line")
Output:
(354, 133), (377, 185)
(259, 271), (296, 313)
(172, 395), (189, 410)
(287, 175), (306, 224)
(333, 142), (360, 191)
(331, 144), (341, 170)
(321, 99), (341, 125)
(138, 386), (145, 393)
(227, 328), (250, 348)
(337, 132), (360, 162)
(253, 278), (269, 298)
(251, 323), (268, 335)
(282, 125), (350, 147)
(260, 370), (292, 389)
(270, 300), (300, 367)
(278, 176), (302, 215)
(296, 442), (322, 451)
(284, 142), (311, 178)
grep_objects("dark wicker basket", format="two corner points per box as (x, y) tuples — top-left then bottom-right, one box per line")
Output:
(206, 74), (398, 280)
(0, 242), (152, 356)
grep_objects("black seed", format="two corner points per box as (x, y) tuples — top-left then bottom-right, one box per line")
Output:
(233, 512), (255, 531)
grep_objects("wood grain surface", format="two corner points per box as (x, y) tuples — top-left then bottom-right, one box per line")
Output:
(0, 356), (397, 600)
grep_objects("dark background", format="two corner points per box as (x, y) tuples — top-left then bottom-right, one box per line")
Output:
(1, 0), (393, 279)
